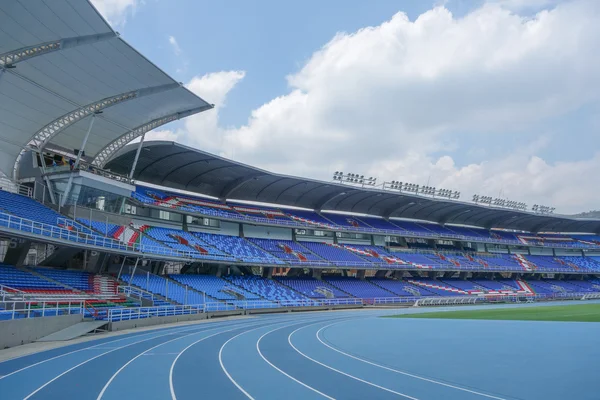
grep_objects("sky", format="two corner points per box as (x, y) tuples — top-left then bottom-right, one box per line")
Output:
(91, 0), (600, 215)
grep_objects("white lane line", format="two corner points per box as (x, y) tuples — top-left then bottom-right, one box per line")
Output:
(97, 321), (263, 400)
(219, 318), (338, 400)
(256, 321), (336, 400)
(0, 321), (230, 380)
(23, 326), (202, 400)
(218, 326), (269, 400)
(288, 323), (420, 400)
(316, 321), (507, 400)
(169, 320), (281, 400)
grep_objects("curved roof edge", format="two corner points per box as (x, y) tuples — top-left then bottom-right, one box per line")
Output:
(104, 141), (600, 234)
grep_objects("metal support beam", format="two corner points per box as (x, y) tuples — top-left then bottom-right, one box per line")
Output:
(14, 83), (181, 179)
(92, 105), (212, 168)
(60, 114), (97, 207)
(128, 133), (146, 179)
(0, 32), (116, 68)
(74, 114), (97, 168)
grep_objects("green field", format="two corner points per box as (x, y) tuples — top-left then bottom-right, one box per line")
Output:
(387, 303), (600, 322)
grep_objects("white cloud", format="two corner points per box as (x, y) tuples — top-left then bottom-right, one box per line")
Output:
(168, 36), (182, 56)
(91, 0), (139, 26)
(149, 0), (600, 214)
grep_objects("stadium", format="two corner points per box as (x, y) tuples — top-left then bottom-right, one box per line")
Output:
(0, 1), (599, 399)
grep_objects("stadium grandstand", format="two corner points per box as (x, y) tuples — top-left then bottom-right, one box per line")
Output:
(0, 1), (599, 399)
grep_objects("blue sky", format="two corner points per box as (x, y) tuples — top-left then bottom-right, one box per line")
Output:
(119, 0), (444, 126)
(93, 0), (600, 213)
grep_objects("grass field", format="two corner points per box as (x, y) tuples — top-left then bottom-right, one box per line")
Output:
(388, 303), (600, 322)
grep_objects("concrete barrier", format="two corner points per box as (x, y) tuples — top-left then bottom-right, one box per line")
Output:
(0, 314), (83, 349)
(108, 312), (208, 331)
(107, 304), (363, 331)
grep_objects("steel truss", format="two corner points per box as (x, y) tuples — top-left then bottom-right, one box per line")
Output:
(0, 33), (116, 68)
(92, 106), (212, 168)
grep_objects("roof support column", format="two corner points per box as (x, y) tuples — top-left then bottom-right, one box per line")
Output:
(60, 113), (97, 207)
(74, 112), (97, 169)
(128, 132), (146, 179)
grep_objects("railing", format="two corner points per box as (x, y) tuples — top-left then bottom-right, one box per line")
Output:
(0, 177), (32, 198)
(582, 293), (600, 300)
(131, 192), (600, 250)
(1, 205), (599, 272)
(0, 284), (26, 301)
(89, 290), (600, 322)
(44, 164), (135, 185)
(107, 304), (204, 321)
(0, 300), (86, 320)
(118, 285), (166, 306)
(414, 297), (480, 306)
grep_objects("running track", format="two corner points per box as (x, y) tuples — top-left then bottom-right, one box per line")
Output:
(0, 307), (598, 400)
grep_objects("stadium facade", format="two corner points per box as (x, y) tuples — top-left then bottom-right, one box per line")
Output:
(1, 0), (600, 334)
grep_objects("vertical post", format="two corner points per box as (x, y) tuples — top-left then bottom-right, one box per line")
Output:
(89, 207), (92, 227)
(146, 271), (149, 291)
(106, 215), (109, 236)
(129, 132), (146, 179)
(117, 256), (126, 281)
(128, 257), (139, 286)
(185, 286), (188, 305)
(74, 114), (96, 169)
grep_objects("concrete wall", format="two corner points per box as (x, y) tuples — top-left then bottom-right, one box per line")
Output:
(0, 314), (82, 349)
(109, 312), (209, 331)
(108, 310), (246, 331)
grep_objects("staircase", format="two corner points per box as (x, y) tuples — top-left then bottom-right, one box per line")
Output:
(406, 279), (468, 295)
(513, 254), (536, 271)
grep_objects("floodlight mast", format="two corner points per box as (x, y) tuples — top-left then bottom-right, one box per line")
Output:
(383, 180), (460, 199)
(332, 171), (377, 187)
(473, 194), (533, 212)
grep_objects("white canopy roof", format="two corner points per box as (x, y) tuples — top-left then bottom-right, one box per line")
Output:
(0, 0), (212, 178)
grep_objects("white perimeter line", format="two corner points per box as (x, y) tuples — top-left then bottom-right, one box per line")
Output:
(288, 323), (419, 400)
(316, 321), (507, 400)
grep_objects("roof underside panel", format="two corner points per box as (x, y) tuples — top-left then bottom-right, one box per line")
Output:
(0, 0), (111, 53)
(0, 0), (212, 178)
(105, 141), (600, 233)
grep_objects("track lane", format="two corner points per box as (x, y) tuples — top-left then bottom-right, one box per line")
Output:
(257, 319), (404, 399)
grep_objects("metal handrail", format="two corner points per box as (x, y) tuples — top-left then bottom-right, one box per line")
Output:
(2, 212), (599, 273)
(0, 300), (86, 320)
(0, 177), (33, 198)
(103, 290), (600, 322)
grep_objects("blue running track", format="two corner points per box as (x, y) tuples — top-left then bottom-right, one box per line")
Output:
(0, 308), (598, 399)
